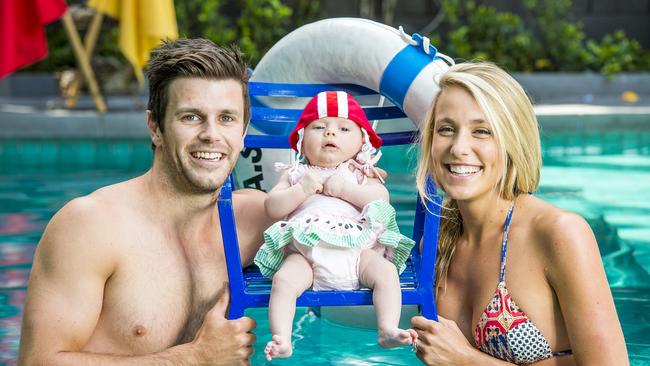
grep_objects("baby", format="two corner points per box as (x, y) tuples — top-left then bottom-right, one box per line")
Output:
(254, 91), (417, 360)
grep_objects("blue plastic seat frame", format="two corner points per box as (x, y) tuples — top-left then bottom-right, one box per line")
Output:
(218, 81), (442, 321)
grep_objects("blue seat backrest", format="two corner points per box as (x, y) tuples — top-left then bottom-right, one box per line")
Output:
(218, 81), (441, 320)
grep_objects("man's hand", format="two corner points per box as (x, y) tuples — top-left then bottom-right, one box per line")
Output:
(298, 172), (323, 195)
(191, 284), (257, 365)
(323, 172), (346, 198)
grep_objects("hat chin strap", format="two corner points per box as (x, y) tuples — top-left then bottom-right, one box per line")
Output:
(354, 129), (384, 184)
(289, 128), (306, 176)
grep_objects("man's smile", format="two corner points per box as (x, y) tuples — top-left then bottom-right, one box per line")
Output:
(190, 151), (226, 161)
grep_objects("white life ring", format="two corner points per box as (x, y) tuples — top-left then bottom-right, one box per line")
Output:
(235, 17), (453, 192)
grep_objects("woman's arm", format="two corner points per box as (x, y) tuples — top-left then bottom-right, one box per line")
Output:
(542, 211), (629, 365)
(264, 171), (322, 220)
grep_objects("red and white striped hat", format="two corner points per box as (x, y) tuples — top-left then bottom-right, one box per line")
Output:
(289, 91), (382, 151)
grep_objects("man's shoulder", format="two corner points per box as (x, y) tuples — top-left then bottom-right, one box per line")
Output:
(233, 188), (267, 199)
(231, 189), (272, 261)
(232, 188), (267, 204)
(36, 184), (137, 274)
(46, 178), (144, 244)
(61, 179), (138, 218)
(232, 189), (268, 224)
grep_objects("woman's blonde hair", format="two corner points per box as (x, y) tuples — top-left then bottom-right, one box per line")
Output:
(415, 62), (541, 292)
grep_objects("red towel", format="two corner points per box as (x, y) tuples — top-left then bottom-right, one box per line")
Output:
(0, 0), (67, 79)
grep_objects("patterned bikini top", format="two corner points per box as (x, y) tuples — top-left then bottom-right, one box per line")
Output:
(473, 204), (572, 364)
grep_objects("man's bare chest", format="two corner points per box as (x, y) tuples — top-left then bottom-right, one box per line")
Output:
(85, 245), (227, 354)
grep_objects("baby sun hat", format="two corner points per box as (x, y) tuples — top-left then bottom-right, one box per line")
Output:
(286, 91), (383, 182)
(289, 91), (382, 151)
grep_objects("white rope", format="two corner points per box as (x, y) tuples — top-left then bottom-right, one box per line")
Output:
(398, 24), (454, 65)
(422, 36), (431, 55)
(437, 52), (455, 65)
(398, 26), (418, 46)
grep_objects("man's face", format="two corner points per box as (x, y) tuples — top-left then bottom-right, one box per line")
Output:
(155, 77), (245, 194)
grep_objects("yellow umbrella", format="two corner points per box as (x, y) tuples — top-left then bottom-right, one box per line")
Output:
(88, 0), (178, 83)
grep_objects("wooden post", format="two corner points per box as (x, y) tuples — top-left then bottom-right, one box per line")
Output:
(66, 11), (104, 108)
(61, 10), (106, 113)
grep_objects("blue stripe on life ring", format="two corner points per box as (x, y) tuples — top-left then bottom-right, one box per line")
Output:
(379, 33), (439, 111)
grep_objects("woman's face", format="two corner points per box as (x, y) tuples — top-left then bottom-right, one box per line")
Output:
(430, 86), (501, 202)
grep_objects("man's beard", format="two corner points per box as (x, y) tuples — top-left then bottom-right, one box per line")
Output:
(165, 149), (232, 194)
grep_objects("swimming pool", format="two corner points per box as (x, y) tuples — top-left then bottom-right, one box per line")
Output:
(0, 127), (649, 365)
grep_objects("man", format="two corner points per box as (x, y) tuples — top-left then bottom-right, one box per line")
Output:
(18, 38), (273, 365)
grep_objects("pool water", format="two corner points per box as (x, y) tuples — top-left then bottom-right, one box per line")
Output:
(1, 131), (649, 365)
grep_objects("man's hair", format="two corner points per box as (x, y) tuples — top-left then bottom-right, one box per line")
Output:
(146, 38), (250, 131)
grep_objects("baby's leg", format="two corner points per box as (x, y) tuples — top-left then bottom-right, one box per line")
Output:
(265, 253), (313, 360)
(358, 249), (417, 348)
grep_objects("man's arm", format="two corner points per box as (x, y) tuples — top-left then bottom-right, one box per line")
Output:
(19, 197), (255, 366)
(233, 188), (275, 267)
(19, 196), (121, 364)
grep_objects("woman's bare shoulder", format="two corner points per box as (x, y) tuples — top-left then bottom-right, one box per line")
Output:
(519, 195), (598, 266)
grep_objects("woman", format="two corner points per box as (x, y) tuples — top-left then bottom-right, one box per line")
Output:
(411, 62), (628, 365)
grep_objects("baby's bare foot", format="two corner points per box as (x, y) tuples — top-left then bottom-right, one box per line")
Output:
(378, 328), (418, 348)
(264, 334), (293, 361)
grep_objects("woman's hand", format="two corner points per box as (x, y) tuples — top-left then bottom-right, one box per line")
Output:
(411, 315), (477, 366)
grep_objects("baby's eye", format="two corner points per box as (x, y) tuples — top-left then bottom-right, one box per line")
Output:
(340, 127), (350, 132)
(312, 125), (325, 130)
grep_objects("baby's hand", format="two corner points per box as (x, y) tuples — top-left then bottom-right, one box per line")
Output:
(299, 172), (323, 195)
(366, 166), (388, 181)
(323, 173), (346, 198)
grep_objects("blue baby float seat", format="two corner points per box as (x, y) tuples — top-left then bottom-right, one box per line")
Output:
(218, 81), (441, 321)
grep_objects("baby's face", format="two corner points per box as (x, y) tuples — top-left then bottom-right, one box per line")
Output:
(301, 117), (364, 168)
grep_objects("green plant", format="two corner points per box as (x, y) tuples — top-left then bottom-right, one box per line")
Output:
(237, 0), (292, 65)
(291, 0), (320, 28)
(442, 0), (538, 71)
(176, 0), (292, 66)
(176, 0), (237, 48)
(24, 0), (305, 75)
(433, 0), (650, 75)
(587, 30), (650, 76)
(522, 0), (590, 71)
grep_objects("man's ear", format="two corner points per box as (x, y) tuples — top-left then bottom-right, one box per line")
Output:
(147, 110), (163, 147)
